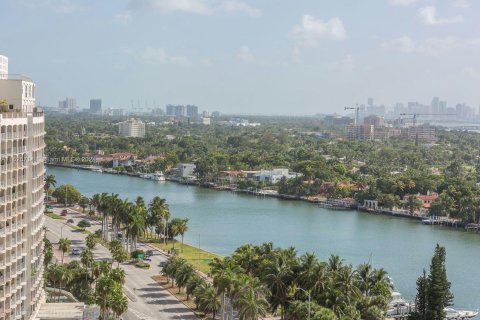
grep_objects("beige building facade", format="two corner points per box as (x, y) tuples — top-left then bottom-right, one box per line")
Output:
(0, 56), (45, 320)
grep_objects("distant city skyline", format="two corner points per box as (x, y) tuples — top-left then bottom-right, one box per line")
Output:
(1, 0), (479, 115)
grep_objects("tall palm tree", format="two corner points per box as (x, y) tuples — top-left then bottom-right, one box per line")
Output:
(58, 238), (71, 264)
(177, 218), (189, 253)
(126, 204), (145, 251)
(80, 249), (94, 268)
(44, 174), (56, 202)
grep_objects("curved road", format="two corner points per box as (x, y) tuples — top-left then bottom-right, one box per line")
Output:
(44, 207), (198, 320)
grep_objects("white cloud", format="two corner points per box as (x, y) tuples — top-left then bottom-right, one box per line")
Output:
(236, 46), (287, 67)
(114, 11), (132, 23)
(453, 0), (471, 8)
(17, 0), (86, 13)
(418, 6), (464, 26)
(220, 0), (261, 17)
(237, 46), (255, 63)
(126, 47), (193, 67)
(125, 0), (260, 16)
(388, 0), (420, 6)
(289, 15), (346, 57)
(382, 36), (458, 56)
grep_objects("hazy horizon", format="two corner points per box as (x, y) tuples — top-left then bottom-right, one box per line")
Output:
(1, 0), (479, 114)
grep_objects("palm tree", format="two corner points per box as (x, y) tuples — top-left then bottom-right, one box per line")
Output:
(149, 197), (170, 244)
(58, 238), (71, 263)
(177, 218), (189, 253)
(197, 283), (221, 319)
(85, 233), (97, 250)
(234, 277), (270, 320)
(80, 249), (94, 268)
(175, 263), (195, 293)
(406, 195), (422, 215)
(110, 268), (126, 285)
(126, 204), (146, 251)
(186, 275), (205, 302)
(110, 289), (128, 319)
(44, 174), (56, 202)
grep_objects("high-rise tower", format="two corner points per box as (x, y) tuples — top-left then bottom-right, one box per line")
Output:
(0, 55), (45, 320)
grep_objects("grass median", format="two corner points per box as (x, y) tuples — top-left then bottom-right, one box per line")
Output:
(45, 212), (66, 220)
(147, 239), (222, 274)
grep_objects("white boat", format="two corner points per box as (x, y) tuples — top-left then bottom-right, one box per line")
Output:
(444, 307), (479, 319)
(151, 171), (165, 181)
(387, 292), (412, 317)
(139, 173), (152, 179)
(92, 168), (102, 173)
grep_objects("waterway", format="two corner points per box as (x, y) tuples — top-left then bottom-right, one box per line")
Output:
(48, 166), (480, 311)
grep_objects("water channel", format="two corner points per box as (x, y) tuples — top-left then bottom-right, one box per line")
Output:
(47, 166), (480, 310)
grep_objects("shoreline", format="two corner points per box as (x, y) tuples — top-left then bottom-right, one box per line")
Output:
(47, 163), (474, 234)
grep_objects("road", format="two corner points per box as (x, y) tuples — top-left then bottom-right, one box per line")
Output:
(45, 207), (198, 320)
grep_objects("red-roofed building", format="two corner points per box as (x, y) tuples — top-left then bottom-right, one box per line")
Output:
(219, 170), (245, 184)
(403, 191), (439, 208)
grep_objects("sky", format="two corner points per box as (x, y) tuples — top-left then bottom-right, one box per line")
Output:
(0, 0), (479, 115)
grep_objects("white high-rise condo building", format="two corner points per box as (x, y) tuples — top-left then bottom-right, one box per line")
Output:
(0, 56), (8, 80)
(0, 55), (46, 319)
(118, 118), (145, 138)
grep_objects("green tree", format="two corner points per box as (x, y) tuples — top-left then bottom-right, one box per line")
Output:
(77, 219), (91, 231)
(58, 238), (72, 263)
(44, 174), (57, 201)
(52, 184), (82, 206)
(426, 244), (453, 320)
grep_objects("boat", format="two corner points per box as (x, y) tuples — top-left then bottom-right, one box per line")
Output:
(92, 168), (103, 173)
(387, 291), (413, 317)
(139, 173), (152, 179)
(444, 307), (479, 319)
(151, 171), (165, 181)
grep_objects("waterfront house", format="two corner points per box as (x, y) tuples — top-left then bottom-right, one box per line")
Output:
(252, 169), (300, 184)
(403, 191), (439, 209)
(177, 163), (196, 178)
(218, 170), (244, 184)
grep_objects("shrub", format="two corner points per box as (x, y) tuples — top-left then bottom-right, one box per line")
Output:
(135, 261), (150, 269)
(77, 220), (91, 231)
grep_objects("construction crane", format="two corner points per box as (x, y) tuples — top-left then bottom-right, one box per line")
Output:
(345, 105), (361, 125)
(399, 113), (455, 127)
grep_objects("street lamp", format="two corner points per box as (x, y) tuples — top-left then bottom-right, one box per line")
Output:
(60, 221), (69, 238)
(296, 287), (311, 320)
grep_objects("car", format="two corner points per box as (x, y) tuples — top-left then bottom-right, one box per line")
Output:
(143, 257), (152, 261)
(159, 261), (167, 268)
(145, 250), (154, 257)
(60, 209), (68, 216)
(71, 248), (82, 255)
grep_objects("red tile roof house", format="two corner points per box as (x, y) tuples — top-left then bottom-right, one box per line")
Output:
(218, 170), (245, 184)
(403, 191), (439, 209)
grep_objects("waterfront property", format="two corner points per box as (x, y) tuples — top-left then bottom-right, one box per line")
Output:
(48, 166), (480, 312)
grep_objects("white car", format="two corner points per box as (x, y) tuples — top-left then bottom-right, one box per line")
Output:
(71, 248), (82, 255)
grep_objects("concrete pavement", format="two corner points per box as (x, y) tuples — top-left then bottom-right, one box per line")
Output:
(45, 206), (198, 320)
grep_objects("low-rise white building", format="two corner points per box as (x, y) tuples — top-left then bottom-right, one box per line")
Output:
(253, 169), (300, 184)
(118, 118), (145, 138)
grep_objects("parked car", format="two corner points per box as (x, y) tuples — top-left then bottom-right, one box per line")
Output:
(145, 250), (154, 257)
(60, 209), (68, 216)
(159, 261), (166, 268)
(71, 248), (82, 255)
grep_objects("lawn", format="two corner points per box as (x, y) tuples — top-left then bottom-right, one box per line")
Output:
(148, 239), (222, 274)
(45, 213), (66, 220)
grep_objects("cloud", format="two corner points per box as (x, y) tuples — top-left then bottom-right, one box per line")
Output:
(220, 0), (261, 17)
(382, 36), (458, 56)
(114, 11), (132, 23)
(237, 46), (255, 63)
(388, 0), (420, 6)
(125, 0), (260, 16)
(125, 47), (193, 67)
(236, 46), (287, 67)
(289, 15), (346, 58)
(16, 0), (86, 13)
(418, 6), (464, 25)
(453, 0), (471, 8)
